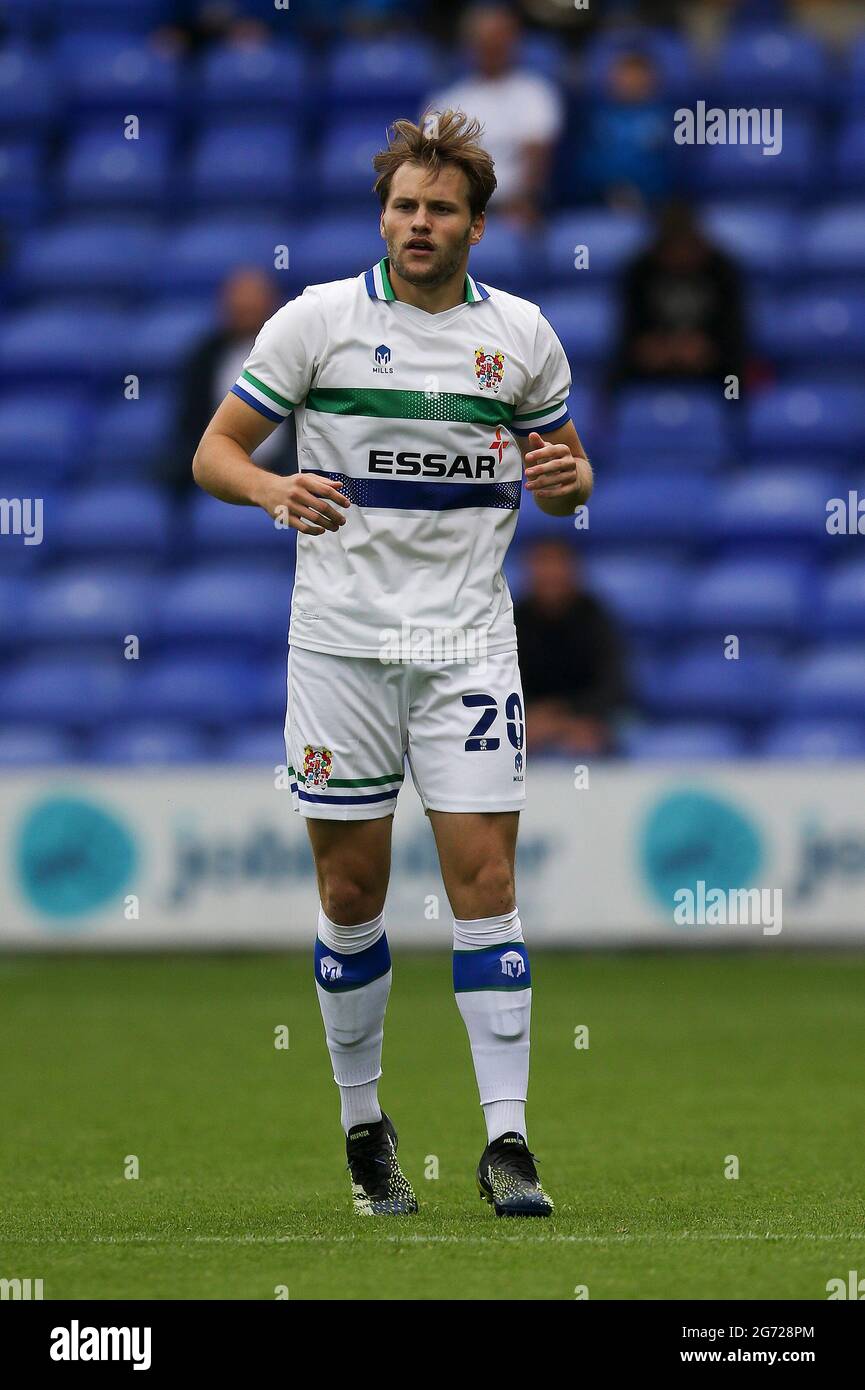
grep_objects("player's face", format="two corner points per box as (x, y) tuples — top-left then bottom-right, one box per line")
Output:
(381, 162), (484, 288)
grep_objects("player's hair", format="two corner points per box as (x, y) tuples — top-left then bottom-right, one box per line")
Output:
(372, 110), (497, 218)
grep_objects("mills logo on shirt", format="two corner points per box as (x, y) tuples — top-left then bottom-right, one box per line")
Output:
(475, 348), (505, 392)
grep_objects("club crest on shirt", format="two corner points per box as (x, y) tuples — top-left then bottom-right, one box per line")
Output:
(475, 347), (505, 392)
(303, 744), (333, 790)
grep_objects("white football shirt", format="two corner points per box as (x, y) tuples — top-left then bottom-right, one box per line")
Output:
(233, 255), (572, 659)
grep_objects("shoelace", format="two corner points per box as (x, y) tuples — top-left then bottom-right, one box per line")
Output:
(493, 1146), (540, 1184)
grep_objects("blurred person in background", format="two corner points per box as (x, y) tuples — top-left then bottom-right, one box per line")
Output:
(514, 539), (626, 755)
(577, 50), (672, 208)
(165, 267), (295, 490)
(614, 201), (745, 386)
(427, 3), (564, 226)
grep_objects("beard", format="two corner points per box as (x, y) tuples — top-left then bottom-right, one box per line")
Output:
(387, 228), (472, 287)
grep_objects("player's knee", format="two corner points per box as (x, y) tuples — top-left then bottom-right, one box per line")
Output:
(454, 858), (515, 913)
(320, 876), (384, 927)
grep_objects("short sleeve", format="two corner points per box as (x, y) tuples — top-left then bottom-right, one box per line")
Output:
(231, 287), (326, 423)
(511, 312), (572, 436)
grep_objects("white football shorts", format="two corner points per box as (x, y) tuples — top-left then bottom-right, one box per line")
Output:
(284, 646), (527, 819)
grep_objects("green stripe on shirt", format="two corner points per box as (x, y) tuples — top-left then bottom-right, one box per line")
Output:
(304, 387), (515, 425)
(241, 369), (296, 411)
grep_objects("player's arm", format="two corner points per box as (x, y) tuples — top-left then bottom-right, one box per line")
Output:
(192, 392), (350, 535)
(517, 421), (593, 517)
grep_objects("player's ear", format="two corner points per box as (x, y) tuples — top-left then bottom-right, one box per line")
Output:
(469, 212), (485, 246)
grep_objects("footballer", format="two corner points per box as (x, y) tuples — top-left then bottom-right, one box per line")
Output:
(193, 111), (593, 1217)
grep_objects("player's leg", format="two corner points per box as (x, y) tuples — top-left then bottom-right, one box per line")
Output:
(286, 647), (416, 1214)
(407, 653), (552, 1215)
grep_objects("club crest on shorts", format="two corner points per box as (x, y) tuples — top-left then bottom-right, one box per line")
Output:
(303, 744), (333, 790)
(475, 347), (505, 392)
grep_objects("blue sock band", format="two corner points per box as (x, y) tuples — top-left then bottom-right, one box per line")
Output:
(453, 942), (531, 993)
(315, 933), (391, 992)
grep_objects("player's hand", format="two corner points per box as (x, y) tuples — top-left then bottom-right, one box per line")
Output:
(523, 431), (582, 498)
(256, 471), (351, 535)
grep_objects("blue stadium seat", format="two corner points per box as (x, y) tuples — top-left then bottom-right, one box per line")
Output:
(818, 560), (865, 635)
(91, 388), (177, 476)
(46, 0), (176, 30)
(325, 37), (440, 109)
(0, 44), (57, 130)
(700, 203), (803, 281)
(187, 492), (297, 558)
(641, 643), (785, 719)
(126, 302), (215, 376)
(611, 388), (729, 469)
(686, 558), (814, 635)
(689, 113), (816, 195)
(220, 725), (288, 764)
(469, 223), (533, 291)
(52, 484), (174, 556)
(317, 114), (398, 204)
(153, 218), (290, 293)
(835, 118), (865, 191)
(0, 393), (89, 480)
(711, 26), (830, 103)
(0, 306), (131, 384)
(287, 215), (389, 285)
(0, 654), (133, 725)
(534, 290), (616, 364)
(746, 383), (865, 456)
(715, 468), (840, 547)
(0, 137), (45, 226)
(585, 474), (719, 544)
(0, 723), (79, 765)
(585, 555), (691, 635)
(158, 565), (291, 646)
(56, 32), (180, 112)
(124, 656), (277, 723)
(785, 645), (865, 717)
(187, 121), (301, 209)
(0, 576), (30, 646)
(88, 721), (211, 765)
(624, 721), (748, 760)
(60, 122), (171, 210)
(195, 40), (307, 114)
(752, 288), (865, 363)
(14, 220), (163, 294)
(545, 210), (650, 282)
(803, 204), (865, 276)
(24, 567), (163, 643)
(760, 718), (865, 759)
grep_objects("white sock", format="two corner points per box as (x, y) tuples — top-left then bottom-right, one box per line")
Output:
(453, 908), (531, 1142)
(315, 906), (390, 1134)
(482, 1099), (527, 1143)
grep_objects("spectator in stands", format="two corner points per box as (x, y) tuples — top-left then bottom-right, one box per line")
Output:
(427, 3), (564, 225)
(578, 49), (672, 208)
(514, 539), (627, 755)
(167, 266), (295, 490)
(614, 201), (745, 386)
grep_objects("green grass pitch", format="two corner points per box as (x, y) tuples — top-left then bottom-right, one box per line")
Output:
(2, 950), (864, 1301)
